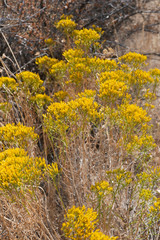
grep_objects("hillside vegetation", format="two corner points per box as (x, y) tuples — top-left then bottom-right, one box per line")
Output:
(0, 16), (160, 240)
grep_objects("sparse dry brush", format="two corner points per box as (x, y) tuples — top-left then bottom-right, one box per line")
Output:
(0, 16), (160, 240)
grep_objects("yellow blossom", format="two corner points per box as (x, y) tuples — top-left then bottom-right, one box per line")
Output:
(90, 231), (118, 240)
(31, 93), (52, 108)
(62, 205), (98, 240)
(73, 28), (100, 49)
(0, 77), (18, 91)
(0, 122), (38, 149)
(99, 79), (128, 103)
(119, 52), (147, 68)
(36, 56), (59, 71)
(91, 180), (113, 198)
(139, 189), (152, 201)
(47, 162), (59, 181)
(0, 148), (46, 191)
(53, 91), (69, 101)
(16, 71), (44, 95)
(55, 16), (77, 35)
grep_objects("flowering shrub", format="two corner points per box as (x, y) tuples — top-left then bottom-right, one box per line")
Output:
(91, 181), (113, 199)
(73, 28), (101, 51)
(90, 231), (118, 240)
(0, 148), (46, 191)
(16, 71), (44, 96)
(44, 96), (101, 140)
(0, 123), (38, 149)
(118, 52), (147, 68)
(35, 56), (59, 73)
(30, 93), (52, 109)
(55, 15), (77, 36)
(62, 205), (118, 240)
(150, 198), (160, 218)
(0, 77), (18, 91)
(53, 90), (69, 101)
(89, 167), (160, 238)
(99, 79), (128, 105)
(0, 16), (160, 239)
(62, 206), (98, 239)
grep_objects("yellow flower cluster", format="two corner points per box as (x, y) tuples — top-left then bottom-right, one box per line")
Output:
(47, 162), (59, 182)
(91, 180), (113, 197)
(90, 231), (118, 240)
(69, 62), (91, 85)
(62, 205), (98, 240)
(117, 103), (151, 129)
(50, 60), (67, 79)
(0, 148), (46, 191)
(36, 56), (58, 72)
(63, 49), (90, 85)
(126, 134), (156, 153)
(130, 69), (153, 86)
(89, 58), (118, 73)
(45, 38), (55, 46)
(69, 97), (101, 122)
(99, 70), (127, 84)
(0, 147), (27, 160)
(149, 68), (160, 79)
(44, 96), (101, 137)
(54, 90), (69, 101)
(0, 77), (18, 91)
(92, 25), (104, 36)
(73, 28), (100, 49)
(150, 199), (160, 216)
(116, 103), (153, 151)
(31, 93), (52, 109)
(55, 16), (77, 35)
(106, 169), (132, 187)
(119, 52), (147, 68)
(36, 44), (118, 90)
(63, 48), (85, 61)
(77, 89), (96, 99)
(44, 101), (73, 135)
(149, 68), (160, 84)
(37, 52), (118, 89)
(0, 122), (38, 149)
(16, 71), (44, 95)
(137, 167), (160, 186)
(143, 89), (156, 101)
(46, 101), (71, 121)
(69, 69), (86, 86)
(99, 79), (128, 104)
(139, 189), (153, 201)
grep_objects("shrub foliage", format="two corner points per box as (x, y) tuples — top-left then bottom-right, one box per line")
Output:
(0, 16), (160, 239)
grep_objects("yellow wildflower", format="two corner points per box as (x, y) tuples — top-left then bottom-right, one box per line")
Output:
(119, 52), (147, 68)
(31, 93), (52, 108)
(0, 122), (38, 149)
(99, 79), (128, 103)
(73, 28), (100, 49)
(36, 56), (59, 71)
(55, 16), (77, 35)
(90, 230), (118, 240)
(139, 189), (152, 201)
(0, 148), (46, 191)
(16, 71), (44, 95)
(0, 77), (18, 91)
(62, 205), (98, 240)
(91, 180), (113, 198)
